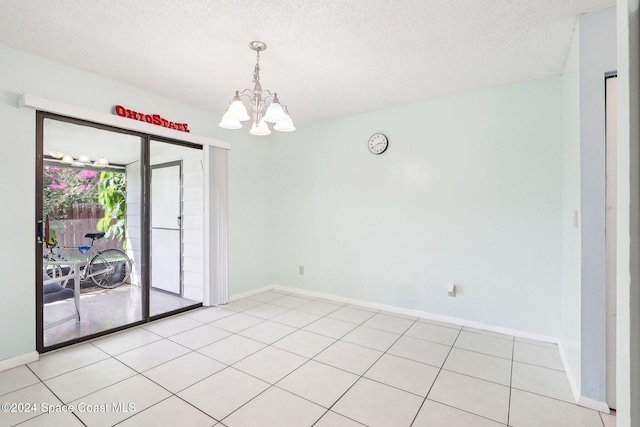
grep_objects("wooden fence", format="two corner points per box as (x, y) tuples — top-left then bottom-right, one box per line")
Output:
(50, 203), (121, 251)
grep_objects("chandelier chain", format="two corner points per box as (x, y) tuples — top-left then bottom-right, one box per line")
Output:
(253, 50), (261, 83)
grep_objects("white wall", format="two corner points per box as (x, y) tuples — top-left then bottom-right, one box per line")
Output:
(560, 21), (582, 396)
(616, 1), (640, 425)
(268, 77), (564, 336)
(0, 44), (271, 363)
(560, 7), (617, 406)
(578, 7), (618, 403)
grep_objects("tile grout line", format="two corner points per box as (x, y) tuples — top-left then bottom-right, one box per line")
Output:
(164, 302), (339, 423)
(216, 301), (381, 425)
(32, 315), (239, 426)
(81, 346), (225, 426)
(115, 337), (228, 425)
(147, 300), (358, 404)
(108, 395), (176, 427)
(409, 326), (463, 426)
(510, 358), (566, 373)
(26, 345), (112, 382)
(506, 335), (515, 427)
(598, 411), (606, 427)
(23, 363), (88, 427)
(90, 327), (165, 356)
(214, 301), (391, 424)
(312, 316), (421, 425)
(32, 349), (203, 426)
(508, 387), (605, 409)
(138, 352), (229, 425)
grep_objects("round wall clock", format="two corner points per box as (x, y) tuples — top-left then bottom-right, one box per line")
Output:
(368, 133), (388, 155)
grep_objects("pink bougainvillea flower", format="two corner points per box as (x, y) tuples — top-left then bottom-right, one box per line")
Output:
(48, 182), (67, 190)
(79, 170), (96, 180)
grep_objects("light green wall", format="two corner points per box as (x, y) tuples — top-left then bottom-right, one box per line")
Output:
(0, 44), (271, 362)
(268, 77), (564, 336)
(560, 20), (583, 396)
(0, 90), (36, 360)
(228, 136), (273, 294)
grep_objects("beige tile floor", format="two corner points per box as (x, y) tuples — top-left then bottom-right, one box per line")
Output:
(2, 290), (616, 426)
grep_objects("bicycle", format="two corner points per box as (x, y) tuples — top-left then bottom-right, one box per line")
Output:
(43, 232), (132, 289)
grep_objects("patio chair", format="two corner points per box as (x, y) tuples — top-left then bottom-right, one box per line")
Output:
(43, 270), (74, 304)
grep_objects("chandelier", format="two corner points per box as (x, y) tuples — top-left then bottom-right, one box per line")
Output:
(219, 41), (295, 135)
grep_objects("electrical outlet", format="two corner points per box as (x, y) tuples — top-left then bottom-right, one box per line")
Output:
(447, 283), (456, 297)
(573, 209), (579, 228)
(299, 266), (304, 275)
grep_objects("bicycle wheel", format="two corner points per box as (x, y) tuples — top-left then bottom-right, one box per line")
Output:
(88, 249), (132, 289)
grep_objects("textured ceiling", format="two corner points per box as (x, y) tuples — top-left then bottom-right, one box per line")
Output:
(0, 0), (615, 124)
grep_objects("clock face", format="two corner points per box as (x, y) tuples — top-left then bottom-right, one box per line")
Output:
(368, 133), (388, 155)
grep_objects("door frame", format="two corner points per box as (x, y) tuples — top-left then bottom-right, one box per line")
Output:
(604, 72), (618, 409)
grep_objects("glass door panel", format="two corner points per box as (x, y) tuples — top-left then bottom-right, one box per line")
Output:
(41, 118), (143, 348)
(149, 140), (203, 317)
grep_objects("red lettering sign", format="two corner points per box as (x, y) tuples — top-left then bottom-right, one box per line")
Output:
(113, 105), (190, 133)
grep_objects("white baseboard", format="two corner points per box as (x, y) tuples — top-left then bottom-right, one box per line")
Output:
(228, 285), (274, 302)
(557, 340), (581, 403)
(549, 334), (610, 412)
(272, 284), (559, 345)
(0, 351), (39, 372)
(577, 396), (610, 413)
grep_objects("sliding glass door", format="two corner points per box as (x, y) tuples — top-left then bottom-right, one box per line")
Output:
(36, 114), (203, 352)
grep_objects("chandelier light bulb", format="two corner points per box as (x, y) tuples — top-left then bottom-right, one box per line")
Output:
(226, 93), (250, 121)
(263, 96), (286, 123)
(218, 112), (243, 129)
(249, 120), (271, 136)
(273, 115), (296, 132)
(274, 106), (296, 132)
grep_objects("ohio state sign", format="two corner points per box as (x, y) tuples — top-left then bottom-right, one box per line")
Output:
(113, 105), (190, 133)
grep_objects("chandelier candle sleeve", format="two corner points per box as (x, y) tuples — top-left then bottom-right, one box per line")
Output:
(219, 41), (295, 135)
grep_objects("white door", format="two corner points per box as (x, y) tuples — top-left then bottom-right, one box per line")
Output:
(151, 162), (182, 294)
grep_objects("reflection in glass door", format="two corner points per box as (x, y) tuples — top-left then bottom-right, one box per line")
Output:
(38, 115), (144, 349)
